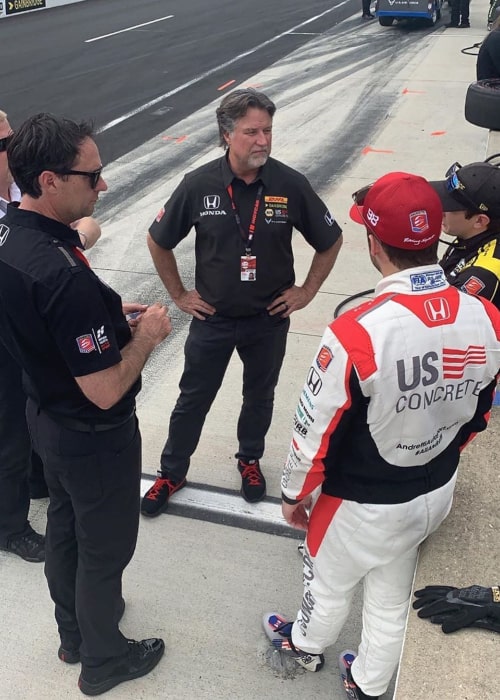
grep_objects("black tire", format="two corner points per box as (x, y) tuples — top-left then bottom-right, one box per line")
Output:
(465, 79), (500, 130)
(379, 16), (394, 25)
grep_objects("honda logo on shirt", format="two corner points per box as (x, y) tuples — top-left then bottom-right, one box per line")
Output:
(0, 224), (9, 246)
(424, 297), (450, 322)
(204, 195), (220, 210)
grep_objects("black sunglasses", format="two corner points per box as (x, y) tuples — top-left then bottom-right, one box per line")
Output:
(0, 135), (13, 153)
(444, 162), (488, 212)
(352, 184), (372, 206)
(53, 167), (103, 189)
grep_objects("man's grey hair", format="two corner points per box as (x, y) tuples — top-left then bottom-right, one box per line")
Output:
(216, 89), (276, 148)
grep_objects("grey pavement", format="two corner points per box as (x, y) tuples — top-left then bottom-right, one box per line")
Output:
(1, 2), (499, 699)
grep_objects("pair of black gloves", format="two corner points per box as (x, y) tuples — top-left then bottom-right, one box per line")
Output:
(413, 585), (500, 633)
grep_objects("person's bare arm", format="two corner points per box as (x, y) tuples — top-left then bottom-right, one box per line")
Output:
(71, 217), (102, 250)
(75, 303), (171, 410)
(147, 233), (215, 319)
(267, 237), (343, 317)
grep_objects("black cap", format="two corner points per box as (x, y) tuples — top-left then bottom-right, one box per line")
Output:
(429, 161), (500, 217)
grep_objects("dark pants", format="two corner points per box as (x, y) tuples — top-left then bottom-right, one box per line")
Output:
(0, 342), (32, 546)
(450, 0), (470, 23)
(27, 400), (141, 664)
(160, 313), (290, 481)
(362, 0), (372, 14)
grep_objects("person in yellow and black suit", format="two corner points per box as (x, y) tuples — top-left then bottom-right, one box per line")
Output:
(430, 157), (500, 309)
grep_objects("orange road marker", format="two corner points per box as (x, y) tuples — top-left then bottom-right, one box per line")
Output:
(162, 135), (188, 143)
(362, 146), (394, 155)
(402, 88), (425, 94)
(217, 79), (236, 91)
(430, 131), (446, 136)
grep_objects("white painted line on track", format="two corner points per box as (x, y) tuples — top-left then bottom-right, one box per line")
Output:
(85, 15), (174, 43)
(140, 477), (301, 539)
(97, 1), (349, 133)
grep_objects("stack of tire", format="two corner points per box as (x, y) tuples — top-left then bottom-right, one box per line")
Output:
(465, 79), (500, 130)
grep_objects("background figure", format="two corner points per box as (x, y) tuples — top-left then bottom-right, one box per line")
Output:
(446, 0), (470, 27)
(0, 109), (101, 563)
(264, 173), (500, 700)
(0, 113), (170, 696)
(362, 0), (375, 19)
(430, 158), (500, 308)
(477, 18), (500, 78)
(141, 88), (343, 518)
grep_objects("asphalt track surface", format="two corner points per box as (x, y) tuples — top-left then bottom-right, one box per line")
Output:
(2, 0), (439, 177)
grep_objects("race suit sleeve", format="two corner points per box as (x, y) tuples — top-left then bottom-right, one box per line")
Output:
(452, 264), (500, 304)
(281, 324), (355, 503)
(457, 377), (498, 451)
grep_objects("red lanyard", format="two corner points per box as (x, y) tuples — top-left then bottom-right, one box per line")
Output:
(72, 246), (90, 267)
(227, 183), (263, 254)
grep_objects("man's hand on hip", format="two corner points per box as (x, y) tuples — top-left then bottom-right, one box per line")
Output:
(173, 289), (216, 319)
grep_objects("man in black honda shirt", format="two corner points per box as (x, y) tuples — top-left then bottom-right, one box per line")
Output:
(0, 113), (171, 697)
(142, 88), (343, 517)
(430, 158), (500, 309)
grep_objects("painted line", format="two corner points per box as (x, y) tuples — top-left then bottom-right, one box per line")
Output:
(97, 0), (349, 133)
(140, 476), (302, 539)
(86, 15), (174, 43)
(217, 79), (236, 91)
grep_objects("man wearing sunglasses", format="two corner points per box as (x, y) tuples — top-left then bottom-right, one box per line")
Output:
(429, 159), (500, 310)
(0, 109), (102, 566)
(264, 173), (500, 700)
(0, 113), (172, 696)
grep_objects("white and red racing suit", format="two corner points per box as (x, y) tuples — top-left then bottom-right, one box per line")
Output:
(283, 265), (500, 697)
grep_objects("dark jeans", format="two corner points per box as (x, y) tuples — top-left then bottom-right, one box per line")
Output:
(0, 342), (31, 545)
(450, 0), (470, 22)
(160, 312), (290, 481)
(362, 0), (372, 14)
(27, 400), (141, 663)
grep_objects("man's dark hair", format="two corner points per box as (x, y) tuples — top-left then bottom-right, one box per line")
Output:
(379, 239), (439, 268)
(216, 89), (276, 148)
(7, 113), (94, 198)
(464, 209), (500, 233)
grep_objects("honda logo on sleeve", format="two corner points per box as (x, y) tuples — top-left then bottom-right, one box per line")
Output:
(306, 367), (323, 396)
(204, 195), (220, 210)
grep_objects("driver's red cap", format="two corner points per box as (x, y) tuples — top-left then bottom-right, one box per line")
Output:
(349, 172), (442, 250)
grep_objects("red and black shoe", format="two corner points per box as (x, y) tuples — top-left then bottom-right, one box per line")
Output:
(140, 475), (186, 517)
(237, 459), (266, 503)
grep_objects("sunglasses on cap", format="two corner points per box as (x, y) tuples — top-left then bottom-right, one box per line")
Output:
(52, 166), (103, 190)
(0, 135), (13, 153)
(352, 184), (372, 206)
(445, 162), (488, 213)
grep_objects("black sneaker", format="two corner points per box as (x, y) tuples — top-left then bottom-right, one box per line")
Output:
(458, 20), (470, 27)
(262, 613), (324, 672)
(0, 525), (45, 562)
(78, 638), (165, 696)
(238, 459), (266, 502)
(445, 21), (459, 26)
(362, 13), (375, 18)
(59, 598), (126, 664)
(140, 475), (186, 517)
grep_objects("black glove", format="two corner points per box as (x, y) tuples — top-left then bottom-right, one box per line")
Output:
(413, 585), (500, 633)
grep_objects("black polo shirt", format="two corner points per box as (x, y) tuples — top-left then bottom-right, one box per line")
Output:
(149, 155), (342, 317)
(440, 230), (500, 309)
(0, 205), (139, 423)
